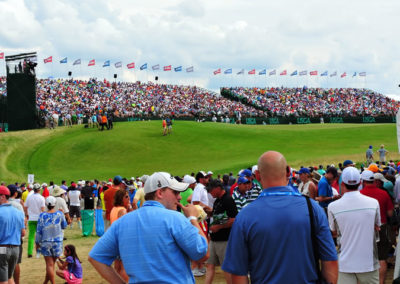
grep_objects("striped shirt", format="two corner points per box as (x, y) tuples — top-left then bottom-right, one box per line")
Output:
(233, 182), (263, 212)
(232, 188), (251, 212)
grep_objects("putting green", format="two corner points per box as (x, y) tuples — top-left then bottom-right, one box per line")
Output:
(0, 121), (398, 183)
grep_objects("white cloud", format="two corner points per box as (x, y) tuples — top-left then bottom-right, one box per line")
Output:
(0, 0), (399, 94)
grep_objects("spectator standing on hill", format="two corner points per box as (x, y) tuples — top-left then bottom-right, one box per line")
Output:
(377, 145), (388, 165)
(52, 186), (71, 225)
(205, 179), (237, 284)
(104, 176), (122, 230)
(328, 167), (381, 284)
(366, 145), (374, 166)
(317, 167), (340, 212)
(361, 170), (393, 284)
(110, 189), (132, 282)
(232, 176), (252, 212)
(89, 172), (208, 284)
(191, 171), (212, 277)
(3, 185), (25, 284)
(0, 186), (25, 284)
(222, 151), (338, 283)
(181, 175), (196, 206)
(24, 183), (45, 258)
(338, 160), (355, 195)
(132, 175), (148, 210)
(297, 168), (317, 199)
(68, 183), (81, 229)
(36, 196), (68, 284)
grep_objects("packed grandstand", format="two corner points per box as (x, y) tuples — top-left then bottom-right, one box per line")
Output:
(1, 76), (399, 120)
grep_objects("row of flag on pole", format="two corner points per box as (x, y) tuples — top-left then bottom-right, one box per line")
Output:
(42, 56), (194, 72)
(213, 68), (366, 77)
(0, 53), (366, 77)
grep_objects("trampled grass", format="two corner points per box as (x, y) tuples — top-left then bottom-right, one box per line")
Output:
(0, 121), (399, 183)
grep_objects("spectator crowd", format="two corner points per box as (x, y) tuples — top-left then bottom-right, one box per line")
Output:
(223, 86), (400, 117)
(3, 146), (400, 283)
(2, 77), (399, 127)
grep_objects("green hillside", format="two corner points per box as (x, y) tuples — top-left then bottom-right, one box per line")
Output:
(0, 121), (398, 183)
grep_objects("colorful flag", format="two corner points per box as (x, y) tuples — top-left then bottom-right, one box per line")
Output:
(174, 66), (182, 72)
(359, 72), (366, 77)
(44, 56), (52, 63)
(259, 69), (266, 75)
(73, 59), (81, 66)
(88, 59), (95, 66)
(321, 71), (328, 76)
(60, 57), (67, 64)
(269, 70), (276, 76)
(341, 72), (347, 78)
(140, 63), (147, 70)
(213, 68), (221, 75)
(186, 66), (194, 72)
(352, 72), (357, 77)
(310, 71), (318, 76)
(103, 60), (110, 67)
(237, 69), (244, 75)
(290, 70), (298, 76)
(299, 70), (307, 76)
(280, 70), (287, 76)
(127, 62), (135, 69)
(0, 52), (4, 59)
(224, 68), (232, 74)
(152, 64), (160, 70)
(115, 62), (122, 68)
(163, 65), (171, 71)
(330, 71), (337, 77)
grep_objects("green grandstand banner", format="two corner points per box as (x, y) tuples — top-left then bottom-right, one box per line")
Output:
(110, 116), (396, 125)
(329, 117), (344, 123)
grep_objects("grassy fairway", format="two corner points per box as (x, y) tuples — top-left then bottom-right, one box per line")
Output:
(0, 121), (399, 183)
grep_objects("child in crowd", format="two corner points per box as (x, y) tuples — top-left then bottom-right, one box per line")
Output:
(56, 244), (83, 284)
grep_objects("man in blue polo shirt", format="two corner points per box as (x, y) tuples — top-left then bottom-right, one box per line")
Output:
(317, 166), (340, 210)
(0, 185), (25, 284)
(222, 151), (338, 283)
(89, 172), (208, 284)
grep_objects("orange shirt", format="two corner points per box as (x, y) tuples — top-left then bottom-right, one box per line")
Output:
(162, 120), (167, 127)
(110, 206), (126, 224)
(104, 185), (120, 220)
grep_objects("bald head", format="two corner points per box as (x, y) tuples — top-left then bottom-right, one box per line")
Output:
(257, 151), (288, 188)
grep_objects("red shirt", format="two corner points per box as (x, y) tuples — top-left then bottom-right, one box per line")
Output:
(104, 185), (120, 220)
(42, 187), (49, 198)
(361, 184), (394, 224)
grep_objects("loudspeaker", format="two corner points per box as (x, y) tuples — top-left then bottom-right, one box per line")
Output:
(155, 76), (158, 81)
(7, 74), (37, 131)
(68, 71), (72, 76)
(114, 74), (117, 79)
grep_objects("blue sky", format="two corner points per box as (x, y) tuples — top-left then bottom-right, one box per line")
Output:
(0, 0), (399, 96)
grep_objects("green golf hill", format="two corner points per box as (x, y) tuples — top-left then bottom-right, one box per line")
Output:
(0, 121), (398, 183)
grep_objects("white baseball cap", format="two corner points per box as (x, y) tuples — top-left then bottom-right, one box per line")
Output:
(361, 170), (374, 182)
(252, 165), (258, 174)
(207, 171), (213, 175)
(342, 167), (361, 185)
(144, 172), (189, 194)
(374, 173), (389, 183)
(183, 175), (196, 184)
(45, 196), (57, 206)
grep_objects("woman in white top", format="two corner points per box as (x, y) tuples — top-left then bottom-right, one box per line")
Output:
(297, 168), (317, 200)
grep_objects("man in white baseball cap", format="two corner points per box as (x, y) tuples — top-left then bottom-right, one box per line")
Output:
(89, 172), (208, 284)
(328, 167), (381, 283)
